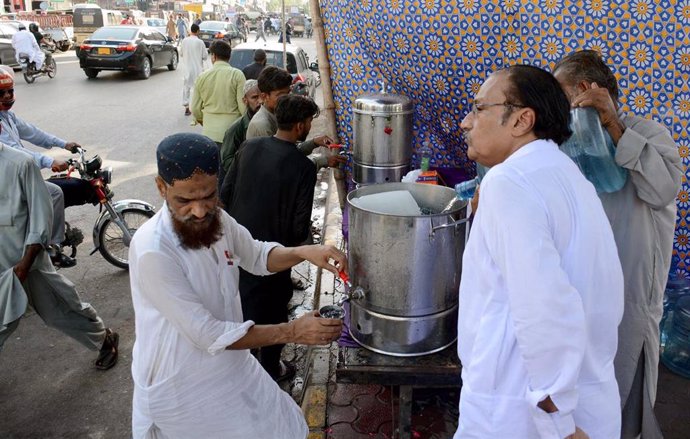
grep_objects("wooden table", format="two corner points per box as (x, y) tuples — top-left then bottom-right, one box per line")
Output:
(336, 344), (462, 439)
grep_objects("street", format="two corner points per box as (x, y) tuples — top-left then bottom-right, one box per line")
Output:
(0, 33), (321, 439)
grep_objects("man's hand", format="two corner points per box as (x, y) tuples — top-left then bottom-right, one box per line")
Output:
(570, 82), (625, 143)
(566, 427), (589, 439)
(288, 311), (342, 345)
(298, 244), (347, 277)
(64, 142), (81, 153)
(327, 154), (347, 168)
(13, 262), (30, 283)
(51, 159), (69, 172)
(313, 135), (335, 147)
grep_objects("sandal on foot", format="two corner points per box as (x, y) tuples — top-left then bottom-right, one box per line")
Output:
(274, 360), (296, 383)
(95, 329), (119, 371)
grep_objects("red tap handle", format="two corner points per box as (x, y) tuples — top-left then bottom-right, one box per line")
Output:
(338, 271), (350, 284)
(327, 143), (344, 149)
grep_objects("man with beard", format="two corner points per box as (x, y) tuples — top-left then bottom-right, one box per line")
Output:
(218, 79), (261, 188)
(220, 95), (319, 382)
(129, 133), (345, 439)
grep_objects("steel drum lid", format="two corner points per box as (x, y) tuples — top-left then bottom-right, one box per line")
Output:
(353, 92), (414, 115)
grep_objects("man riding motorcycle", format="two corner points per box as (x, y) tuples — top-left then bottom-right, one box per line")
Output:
(0, 68), (81, 267)
(29, 23), (55, 73)
(11, 23), (45, 72)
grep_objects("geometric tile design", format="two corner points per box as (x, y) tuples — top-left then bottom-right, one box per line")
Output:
(322, 0), (690, 275)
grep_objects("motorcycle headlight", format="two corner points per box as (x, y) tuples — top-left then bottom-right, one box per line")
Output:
(98, 167), (112, 185)
(85, 155), (102, 174)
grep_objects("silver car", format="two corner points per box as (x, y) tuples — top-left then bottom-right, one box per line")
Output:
(229, 41), (319, 98)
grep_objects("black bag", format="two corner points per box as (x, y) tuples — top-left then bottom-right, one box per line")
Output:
(46, 176), (97, 208)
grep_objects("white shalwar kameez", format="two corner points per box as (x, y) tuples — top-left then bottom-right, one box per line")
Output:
(455, 140), (624, 439)
(129, 205), (308, 439)
(179, 34), (207, 107)
(11, 30), (44, 70)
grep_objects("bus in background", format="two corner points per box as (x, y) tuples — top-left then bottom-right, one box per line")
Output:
(73, 4), (122, 45)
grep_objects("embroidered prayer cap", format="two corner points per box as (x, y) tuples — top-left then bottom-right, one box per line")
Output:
(243, 79), (258, 96)
(156, 133), (219, 185)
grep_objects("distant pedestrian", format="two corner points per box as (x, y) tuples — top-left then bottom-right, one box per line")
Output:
(241, 49), (266, 80)
(176, 14), (187, 41)
(0, 144), (119, 371)
(179, 23), (207, 116)
(191, 40), (246, 144)
(278, 19), (292, 44)
(255, 17), (266, 42)
(305, 18), (312, 38)
(166, 14), (177, 41)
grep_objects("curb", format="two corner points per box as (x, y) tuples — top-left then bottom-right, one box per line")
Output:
(301, 169), (344, 438)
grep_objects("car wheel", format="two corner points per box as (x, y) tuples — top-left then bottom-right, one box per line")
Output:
(84, 68), (99, 79)
(138, 57), (151, 79)
(167, 51), (178, 71)
(47, 58), (57, 79)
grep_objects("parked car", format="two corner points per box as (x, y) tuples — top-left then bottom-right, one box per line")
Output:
(77, 26), (178, 79)
(144, 18), (166, 35)
(0, 22), (19, 67)
(229, 42), (318, 98)
(198, 21), (243, 48)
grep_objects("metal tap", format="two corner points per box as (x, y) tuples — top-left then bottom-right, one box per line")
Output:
(336, 271), (364, 306)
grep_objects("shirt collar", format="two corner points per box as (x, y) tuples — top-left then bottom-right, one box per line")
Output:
(503, 138), (558, 164)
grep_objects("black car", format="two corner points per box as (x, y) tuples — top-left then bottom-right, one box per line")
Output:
(77, 26), (178, 79)
(198, 21), (243, 48)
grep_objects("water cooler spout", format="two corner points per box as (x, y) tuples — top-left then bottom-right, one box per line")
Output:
(337, 287), (365, 307)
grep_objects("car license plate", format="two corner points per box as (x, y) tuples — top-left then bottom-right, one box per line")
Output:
(97, 47), (110, 55)
(201, 35), (209, 39)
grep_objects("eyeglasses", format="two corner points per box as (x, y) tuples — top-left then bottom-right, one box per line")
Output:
(0, 89), (14, 98)
(470, 101), (525, 116)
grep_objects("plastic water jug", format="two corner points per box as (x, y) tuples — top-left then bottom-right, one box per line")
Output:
(559, 107), (628, 193)
(660, 274), (690, 350)
(661, 295), (690, 379)
(454, 164), (489, 201)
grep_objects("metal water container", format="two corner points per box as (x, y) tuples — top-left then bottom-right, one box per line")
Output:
(352, 87), (414, 185)
(346, 183), (468, 356)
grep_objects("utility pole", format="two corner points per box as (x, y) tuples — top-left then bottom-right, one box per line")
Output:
(281, 0), (286, 68)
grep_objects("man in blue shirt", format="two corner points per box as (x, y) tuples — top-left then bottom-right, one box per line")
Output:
(0, 68), (81, 267)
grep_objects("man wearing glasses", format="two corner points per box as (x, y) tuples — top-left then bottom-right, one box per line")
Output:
(0, 68), (81, 267)
(454, 65), (623, 439)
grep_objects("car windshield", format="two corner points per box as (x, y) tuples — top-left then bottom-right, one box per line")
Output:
(200, 22), (224, 31)
(90, 27), (137, 40)
(147, 19), (164, 26)
(230, 50), (297, 74)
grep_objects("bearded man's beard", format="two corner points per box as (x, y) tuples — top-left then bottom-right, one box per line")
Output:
(170, 206), (223, 249)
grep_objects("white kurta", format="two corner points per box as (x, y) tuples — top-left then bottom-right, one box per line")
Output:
(129, 206), (308, 439)
(11, 30), (43, 69)
(179, 35), (207, 88)
(455, 140), (624, 439)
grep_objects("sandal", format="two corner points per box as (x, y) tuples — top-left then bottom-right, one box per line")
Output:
(274, 360), (296, 383)
(95, 329), (119, 371)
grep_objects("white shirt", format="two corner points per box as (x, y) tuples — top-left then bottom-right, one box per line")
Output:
(129, 205), (308, 439)
(179, 34), (207, 87)
(11, 30), (41, 65)
(454, 140), (624, 439)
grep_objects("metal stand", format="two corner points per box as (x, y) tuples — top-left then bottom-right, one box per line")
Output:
(336, 344), (461, 439)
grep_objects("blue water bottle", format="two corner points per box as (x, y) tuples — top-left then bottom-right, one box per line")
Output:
(560, 107), (628, 193)
(661, 295), (690, 378)
(660, 274), (690, 350)
(454, 164), (488, 201)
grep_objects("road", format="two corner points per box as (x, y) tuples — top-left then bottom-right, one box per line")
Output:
(0, 33), (321, 439)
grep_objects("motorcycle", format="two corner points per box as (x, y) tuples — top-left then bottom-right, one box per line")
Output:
(47, 147), (156, 270)
(17, 43), (57, 84)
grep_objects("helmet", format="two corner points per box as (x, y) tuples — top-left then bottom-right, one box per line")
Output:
(29, 23), (38, 33)
(0, 70), (15, 111)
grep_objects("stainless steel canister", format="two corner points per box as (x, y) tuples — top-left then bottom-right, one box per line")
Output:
(352, 89), (414, 185)
(346, 183), (467, 356)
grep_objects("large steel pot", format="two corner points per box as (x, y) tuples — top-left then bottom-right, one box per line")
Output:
(352, 90), (413, 184)
(346, 183), (467, 356)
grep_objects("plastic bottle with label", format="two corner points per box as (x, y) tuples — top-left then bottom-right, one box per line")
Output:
(559, 107), (628, 193)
